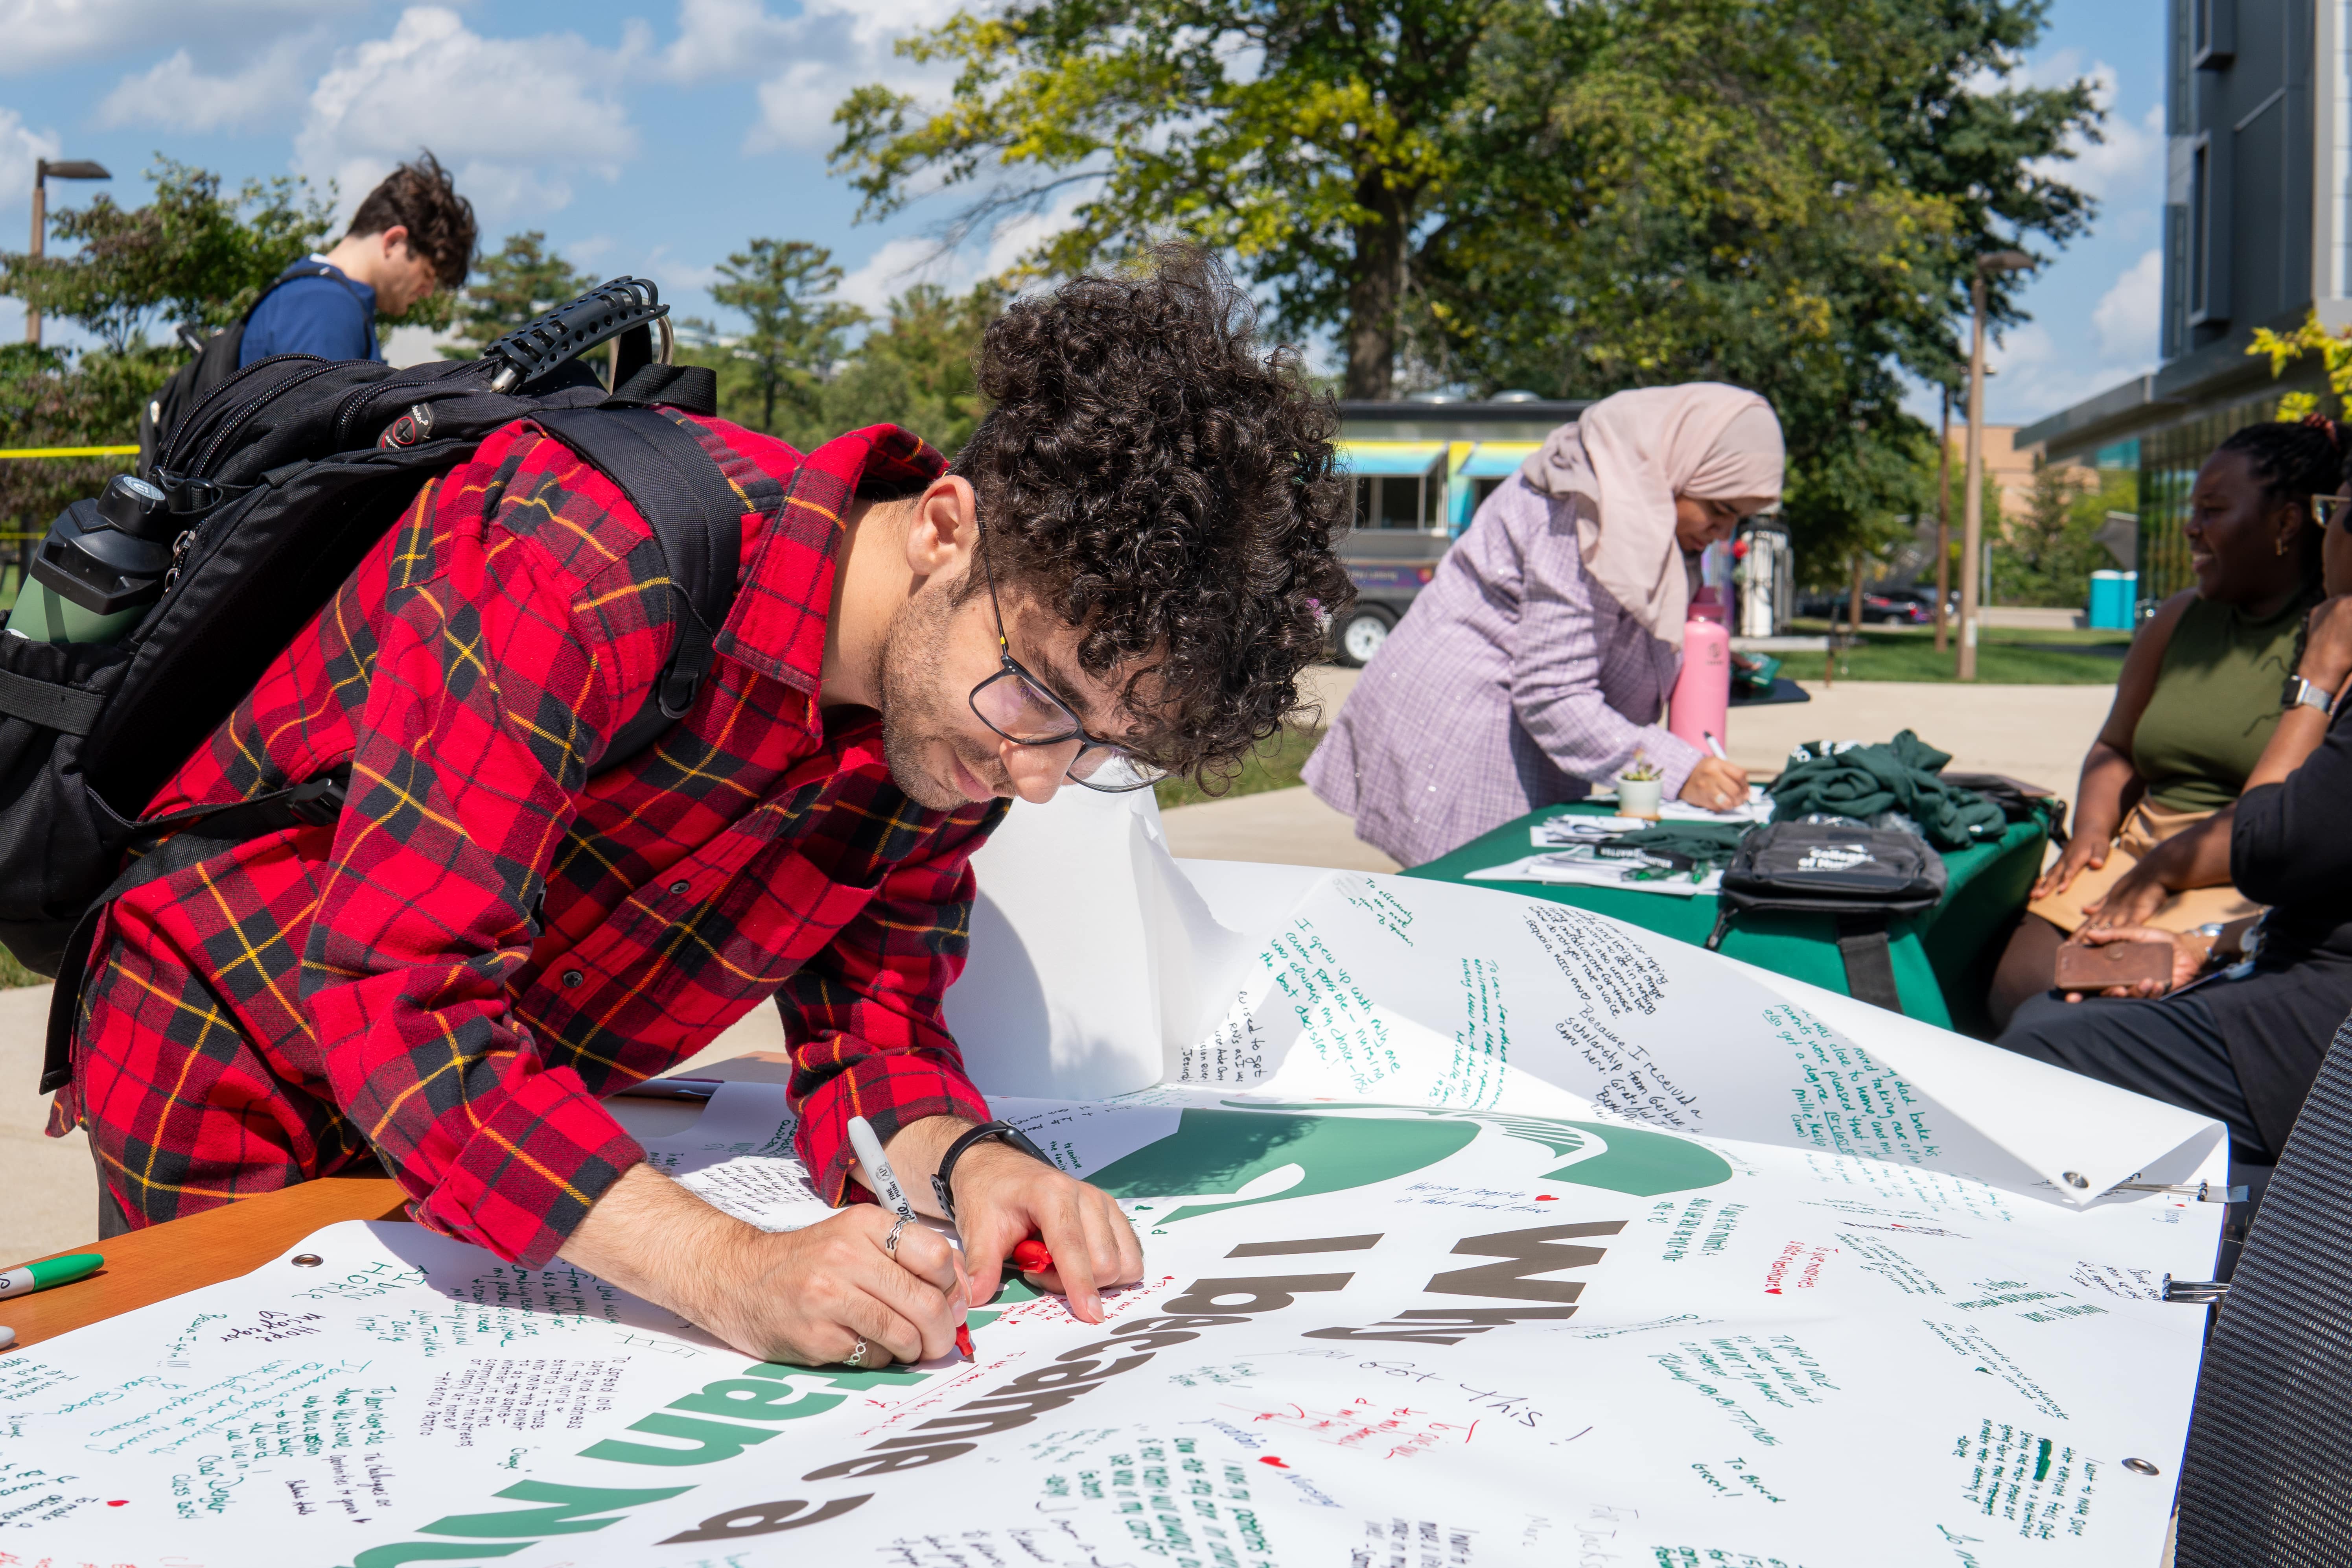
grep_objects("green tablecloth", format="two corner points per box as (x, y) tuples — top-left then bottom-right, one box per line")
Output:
(1402, 803), (2050, 1036)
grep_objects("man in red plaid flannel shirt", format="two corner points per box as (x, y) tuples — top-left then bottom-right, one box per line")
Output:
(57, 249), (1353, 1367)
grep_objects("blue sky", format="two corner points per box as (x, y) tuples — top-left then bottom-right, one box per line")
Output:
(0, 0), (2159, 429)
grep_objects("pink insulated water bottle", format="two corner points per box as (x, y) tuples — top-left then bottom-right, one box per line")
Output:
(1669, 613), (1731, 754)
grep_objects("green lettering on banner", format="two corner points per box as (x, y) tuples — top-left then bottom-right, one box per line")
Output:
(581, 1411), (782, 1467)
(669, 1378), (848, 1422)
(418, 1480), (694, 1539)
(657, 1493), (873, 1544)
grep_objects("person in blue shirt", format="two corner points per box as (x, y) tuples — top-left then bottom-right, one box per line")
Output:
(240, 151), (476, 366)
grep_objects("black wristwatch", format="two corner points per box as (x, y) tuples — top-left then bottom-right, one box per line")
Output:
(932, 1120), (1052, 1221)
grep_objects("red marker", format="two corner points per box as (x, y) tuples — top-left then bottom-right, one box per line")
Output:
(955, 1323), (975, 1359)
(1010, 1238), (1054, 1273)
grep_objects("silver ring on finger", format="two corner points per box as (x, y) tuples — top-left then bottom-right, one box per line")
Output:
(884, 1215), (912, 1256)
(843, 1337), (868, 1369)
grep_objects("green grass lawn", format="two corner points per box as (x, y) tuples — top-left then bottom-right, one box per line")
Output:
(1155, 726), (1323, 810)
(1783, 620), (2130, 684)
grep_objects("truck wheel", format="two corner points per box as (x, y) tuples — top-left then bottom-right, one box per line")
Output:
(1335, 606), (1395, 667)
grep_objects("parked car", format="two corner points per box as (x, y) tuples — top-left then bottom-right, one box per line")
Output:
(1796, 589), (1948, 626)
(1860, 592), (1933, 626)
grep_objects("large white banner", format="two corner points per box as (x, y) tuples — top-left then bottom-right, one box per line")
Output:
(0, 869), (2224, 1567)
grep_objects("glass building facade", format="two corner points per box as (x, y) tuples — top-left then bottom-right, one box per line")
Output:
(2134, 393), (2283, 604)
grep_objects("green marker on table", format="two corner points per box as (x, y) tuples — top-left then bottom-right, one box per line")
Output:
(0, 1253), (103, 1301)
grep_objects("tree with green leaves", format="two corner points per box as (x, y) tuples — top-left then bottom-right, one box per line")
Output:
(834, 0), (1566, 399)
(703, 240), (867, 439)
(832, 0), (2099, 578)
(0, 159), (339, 354)
(441, 232), (589, 359)
(820, 282), (1002, 454)
(0, 343), (151, 533)
(1992, 460), (2128, 609)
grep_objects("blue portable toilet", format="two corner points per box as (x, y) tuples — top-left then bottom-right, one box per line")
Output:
(2089, 570), (2137, 630)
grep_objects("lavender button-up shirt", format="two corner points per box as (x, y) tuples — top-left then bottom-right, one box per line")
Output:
(1304, 473), (1704, 867)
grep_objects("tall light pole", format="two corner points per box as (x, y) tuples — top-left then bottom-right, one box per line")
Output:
(1959, 249), (2033, 681)
(1934, 383), (1952, 654)
(25, 157), (112, 347)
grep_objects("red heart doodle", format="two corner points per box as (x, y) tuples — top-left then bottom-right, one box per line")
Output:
(107, 1500), (128, 1507)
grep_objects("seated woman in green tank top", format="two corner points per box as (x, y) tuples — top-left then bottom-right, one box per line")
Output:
(1988, 420), (2334, 1032)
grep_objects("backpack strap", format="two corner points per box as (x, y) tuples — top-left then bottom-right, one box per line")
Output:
(530, 406), (746, 770)
(1833, 911), (1904, 1013)
(42, 772), (348, 1094)
(44, 408), (745, 1094)
(243, 262), (361, 325)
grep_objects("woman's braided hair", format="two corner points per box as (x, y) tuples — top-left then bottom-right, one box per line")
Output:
(950, 244), (1356, 784)
(2215, 417), (2343, 586)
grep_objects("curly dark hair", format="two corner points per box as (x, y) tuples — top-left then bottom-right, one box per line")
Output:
(348, 151), (477, 290)
(950, 245), (1354, 784)
(2215, 418), (2341, 584)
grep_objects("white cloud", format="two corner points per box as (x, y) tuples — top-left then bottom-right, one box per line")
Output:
(657, 0), (796, 82)
(0, 0), (349, 75)
(98, 33), (318, 132)
(751, 60), (858, 152)
(0, 108), (62, 212)
(2092, 248), (2164, 363)
(835, 192), (1083, 312)
(295, 7), (639, 224)
(379, 322), (459, 367)
(1979, 50), (2163, 207)
(638, 0), (960, 154)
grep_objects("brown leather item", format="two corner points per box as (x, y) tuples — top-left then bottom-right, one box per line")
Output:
(2054, 940), (2175, 991)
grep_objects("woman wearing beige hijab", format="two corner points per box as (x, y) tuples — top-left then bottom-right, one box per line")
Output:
(1306, 383), (1786, 866)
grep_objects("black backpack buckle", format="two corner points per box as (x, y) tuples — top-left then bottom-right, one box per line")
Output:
(286, 772), (348, 825)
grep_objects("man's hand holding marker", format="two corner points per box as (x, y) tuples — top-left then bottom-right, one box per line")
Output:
(847, 1113), (1140, 1362)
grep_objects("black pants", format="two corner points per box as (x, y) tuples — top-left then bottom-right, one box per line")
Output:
(90, 1140), (134, 1240)
(1996, 990), (2270, 1161)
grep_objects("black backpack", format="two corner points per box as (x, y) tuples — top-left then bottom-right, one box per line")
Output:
(1705, 822), (1948, 1013)
(136, 262), (369, 478)
(8, 276), (736, 1096)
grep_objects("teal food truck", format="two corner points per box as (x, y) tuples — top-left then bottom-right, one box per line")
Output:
(1330, 397), (1587, 665)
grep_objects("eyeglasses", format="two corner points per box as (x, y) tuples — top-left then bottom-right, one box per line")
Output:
(2315, 494), (2352, 532)
(967, 518), (1163, 793)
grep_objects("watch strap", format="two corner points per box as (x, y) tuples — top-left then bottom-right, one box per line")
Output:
(2287, 675), (2337, 717)
(932, 1120), (1052, 1221)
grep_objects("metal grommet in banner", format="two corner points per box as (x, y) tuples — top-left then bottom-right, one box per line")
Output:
(291, 1254), (324, 1268)
(2062, 1172), (2089, 1188)
(2122, 1458), (2160, 1476)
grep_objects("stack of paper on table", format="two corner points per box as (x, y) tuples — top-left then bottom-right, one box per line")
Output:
(0, 789), (2221, 1567)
